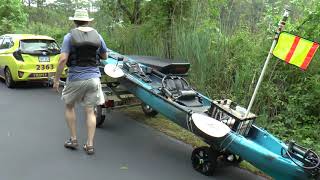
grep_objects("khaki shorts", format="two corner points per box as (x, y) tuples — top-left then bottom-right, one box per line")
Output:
(62, 78), (105, 107)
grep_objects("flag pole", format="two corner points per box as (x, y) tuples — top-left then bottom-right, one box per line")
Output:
(245, 7), (290, 117)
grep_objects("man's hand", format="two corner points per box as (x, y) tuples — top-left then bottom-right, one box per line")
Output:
(100, 52), (107, 60)
(53, 80), (60, 93)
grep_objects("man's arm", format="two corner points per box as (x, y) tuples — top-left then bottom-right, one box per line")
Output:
(54, 53), (69, 83)
(53, 34), (70, 92)
(99, 34), (108, 60)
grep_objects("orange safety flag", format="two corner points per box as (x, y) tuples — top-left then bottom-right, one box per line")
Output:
(273, 32), (319, 70)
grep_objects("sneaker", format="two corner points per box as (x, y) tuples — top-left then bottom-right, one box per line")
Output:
(83, 144), (94, 155)
(64, 138), (78, 149)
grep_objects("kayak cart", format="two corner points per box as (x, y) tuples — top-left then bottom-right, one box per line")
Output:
(95, 78), (142, 127)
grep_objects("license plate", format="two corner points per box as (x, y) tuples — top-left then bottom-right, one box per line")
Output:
(39, 56), (50, 62)
(36, 64), (54, 71)
(30, 73), (48, 78)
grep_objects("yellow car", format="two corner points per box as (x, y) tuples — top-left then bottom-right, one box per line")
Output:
(0, 34), (67, 88)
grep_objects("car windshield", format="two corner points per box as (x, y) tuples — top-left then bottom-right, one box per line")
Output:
(20, 39), (60, 54)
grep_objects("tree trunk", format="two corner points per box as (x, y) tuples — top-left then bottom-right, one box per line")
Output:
(164, 1), (175, 59)
(132, 0), (142, 24)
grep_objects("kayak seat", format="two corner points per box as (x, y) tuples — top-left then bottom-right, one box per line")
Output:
(162, 76), (202, 107)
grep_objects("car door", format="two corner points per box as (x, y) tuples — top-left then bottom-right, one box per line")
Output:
(0, 37), (14, 76)
(0, 37), (5, 77)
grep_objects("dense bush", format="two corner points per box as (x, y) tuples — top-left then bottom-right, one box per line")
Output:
(100, 0), (320, 152)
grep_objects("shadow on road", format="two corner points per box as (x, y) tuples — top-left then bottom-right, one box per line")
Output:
(0, 80), (51, 90)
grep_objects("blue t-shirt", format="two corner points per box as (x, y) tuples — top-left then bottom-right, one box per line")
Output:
(61, 31), (107, 81)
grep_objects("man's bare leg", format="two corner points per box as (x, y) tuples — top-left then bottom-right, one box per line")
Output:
(84, 106), (96, 146)
(65, 104), (77, 140)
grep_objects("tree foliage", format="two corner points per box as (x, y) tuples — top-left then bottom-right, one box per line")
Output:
(0, 0), (27, 34)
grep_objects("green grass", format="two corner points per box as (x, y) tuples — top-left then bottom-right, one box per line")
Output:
(122, 107), (272, 179)
(124, 107), (207, 148)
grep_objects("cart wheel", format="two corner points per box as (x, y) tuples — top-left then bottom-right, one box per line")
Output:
(141, 103), (158, 117)
(191, 146), (218, 176)
(223, 153), (242, 165)
(95, 105), (105, 128)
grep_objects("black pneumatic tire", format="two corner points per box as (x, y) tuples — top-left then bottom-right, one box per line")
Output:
(95, 105), (106, 128)
(191, 146), (218, 176)
(141, 103), (158, 117)
(5, 68), (15, 88)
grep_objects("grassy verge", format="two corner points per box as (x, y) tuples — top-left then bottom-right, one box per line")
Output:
(122, 107), (272, 179)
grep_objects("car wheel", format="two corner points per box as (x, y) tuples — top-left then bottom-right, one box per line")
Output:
(141, 103), (158, 117)
(95, 105), (106, 128)
(5, 67), (16, 88)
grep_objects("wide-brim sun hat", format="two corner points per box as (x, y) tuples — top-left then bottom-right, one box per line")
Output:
(69, 9), (94, 21)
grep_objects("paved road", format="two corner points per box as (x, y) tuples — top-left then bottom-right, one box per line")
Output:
(0, 81), (266, 180)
